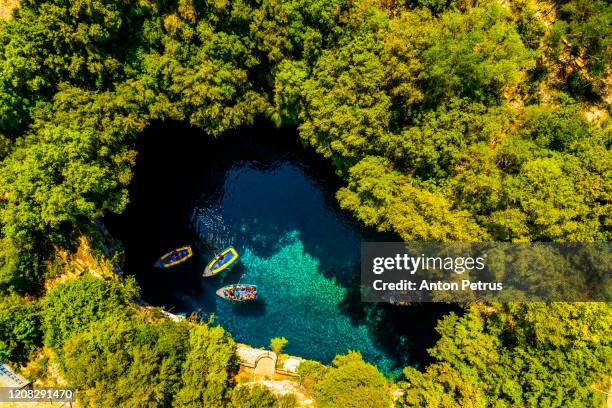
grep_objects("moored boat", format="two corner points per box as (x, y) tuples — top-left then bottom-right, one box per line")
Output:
(154, 246), (193, 268)
(383, 290), (412, 306)
(203, 247), (239, 277)
(216, 284), (258, 302)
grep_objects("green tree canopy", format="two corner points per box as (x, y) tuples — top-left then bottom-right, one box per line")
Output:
(231, 384), (297, 408)
(0, 293), (41, 364)
(0, 0), (151, 133)
(174, 324), (237, 407)
(41, 276), (138, 349)
(401, 303), (612, 407)
(61, 312), (238, 407)
(312, 351), (392, 408)
(337, 156), (487, 241)
(548, 0), (612, 78)
(61, 316), (189, 407)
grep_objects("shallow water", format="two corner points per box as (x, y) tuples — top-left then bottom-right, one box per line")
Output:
(107, 122), (454, 374)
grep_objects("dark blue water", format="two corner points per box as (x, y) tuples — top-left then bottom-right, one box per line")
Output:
(107, 122), (454, 374)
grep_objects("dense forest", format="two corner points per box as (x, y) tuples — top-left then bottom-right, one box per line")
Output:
(0, 0), (610, 406)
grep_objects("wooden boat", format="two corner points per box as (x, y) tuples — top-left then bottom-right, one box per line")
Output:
(203, 247), (238, 277)
(216, 284), (257, 302)
(154, 246), (193, 268)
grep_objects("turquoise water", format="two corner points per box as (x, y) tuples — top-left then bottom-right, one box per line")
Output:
(188, 162), (394, 367)
(108, 123), (451, 374)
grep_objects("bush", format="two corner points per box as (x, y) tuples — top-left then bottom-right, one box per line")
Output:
(0, 237), (43, 294)
(59, 313), (237, 407)
(313, 352), (391, 408)
(41, 276), (138, 349)
(297, 360), (328, 393)
(0, 293), (42, 364)
(174, 324), (237, 407)
(231, 384), (297, 408)
(401, 303), (612, 407)
(270, 337), (288, 356)
(61, 316), (189, 407)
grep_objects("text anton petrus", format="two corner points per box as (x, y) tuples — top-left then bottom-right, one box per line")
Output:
(361, 242), (611, 303)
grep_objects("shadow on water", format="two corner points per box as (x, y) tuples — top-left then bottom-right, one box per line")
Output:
(105, 120), (458, 374)
(339, 272), (461, 368)
(228, 299), (268, 317)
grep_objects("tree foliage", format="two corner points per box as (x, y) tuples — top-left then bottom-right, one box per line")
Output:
(231, 384), (297, 408)
(174, 324), (237, 407)
(0, 236), (42, 294)
(305, 351), (392, 408)
(57, 304), (237, 407)
(62, 316), (189, 407)
(337, 156), (487, 241)
(401, 303), (612, 407)
(270, 336), (288, 356)
(0, 0), (150, 133)
(548, 0), (611, 78)
(41, 275), (138, 350)
(0, 293), (42, 364)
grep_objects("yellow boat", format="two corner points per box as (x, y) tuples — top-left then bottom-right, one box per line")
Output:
(203, 247), (238, 277)
(154, 246), (193, 268)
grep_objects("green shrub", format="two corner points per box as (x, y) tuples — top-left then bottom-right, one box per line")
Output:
(231, 384), (297, 408)
(0, 293), (42, 364)
(270, 337), (288, 356)
(61, 316), (189, 407)
(313, 352), (391, 408)
(41, 276), (138, 349)
(174, 324), (237, 407)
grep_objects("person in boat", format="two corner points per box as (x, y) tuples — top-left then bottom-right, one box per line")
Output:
(225, 288), (236, 301)
(239, 286), (255, 300)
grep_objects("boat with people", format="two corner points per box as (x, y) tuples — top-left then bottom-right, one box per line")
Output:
(154, 246), (193, 268)
(216, 284), (258, 302)
(203, 246), (239, 277)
